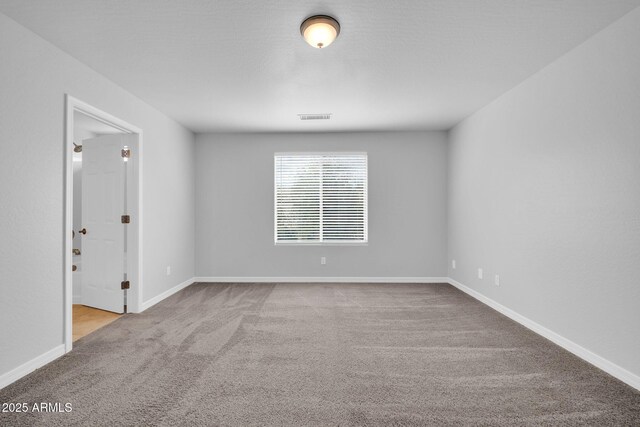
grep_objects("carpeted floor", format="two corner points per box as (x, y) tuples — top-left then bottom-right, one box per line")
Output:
(1, 282), (639, 426)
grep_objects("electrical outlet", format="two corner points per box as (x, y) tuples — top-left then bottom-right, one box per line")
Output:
(452, 259), (456, 269)
(478, 268), (483, 279)
(321, 257), (326, 265)
(166, 266), (171, 276)
(495, 274), (500, 286)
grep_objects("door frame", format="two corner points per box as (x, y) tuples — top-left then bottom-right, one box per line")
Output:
(64, 95), (143, 352)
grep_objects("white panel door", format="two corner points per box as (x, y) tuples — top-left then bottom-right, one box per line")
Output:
(81, 134), (128, 313)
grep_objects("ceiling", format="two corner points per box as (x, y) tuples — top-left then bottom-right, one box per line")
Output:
(2, 1), (639, 133)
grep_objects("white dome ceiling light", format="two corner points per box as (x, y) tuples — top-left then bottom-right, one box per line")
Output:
(300, 15), (340, 49)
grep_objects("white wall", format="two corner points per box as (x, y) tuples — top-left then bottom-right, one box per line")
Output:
(195, 131), (448, 279)
(448, 8), (640, 380)
(0, 12), (195, 380)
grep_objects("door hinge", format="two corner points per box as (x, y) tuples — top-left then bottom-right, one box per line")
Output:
(121, 148), (131, 159)
(121, 215), (131, 224)
(121, 280), (130, 290)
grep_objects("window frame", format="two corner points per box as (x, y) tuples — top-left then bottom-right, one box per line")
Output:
(274, 152), (368, 246)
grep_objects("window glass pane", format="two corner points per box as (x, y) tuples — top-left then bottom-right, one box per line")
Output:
(275, 153), (367, 244)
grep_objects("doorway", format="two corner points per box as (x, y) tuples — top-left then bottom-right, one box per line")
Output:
(64, 95), (143, 352)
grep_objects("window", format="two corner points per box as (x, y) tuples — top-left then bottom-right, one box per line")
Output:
(275, 153), (368, 244)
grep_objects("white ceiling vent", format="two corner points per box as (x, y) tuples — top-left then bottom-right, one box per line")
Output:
(298, 113), (332, 121)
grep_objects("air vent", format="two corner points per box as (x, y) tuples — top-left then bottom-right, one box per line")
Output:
(298, 113), (332, 121)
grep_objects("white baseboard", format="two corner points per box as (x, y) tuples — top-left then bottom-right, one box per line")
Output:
(194, 277), (449, 284)
(139, 277), (195, 312)
(0, 344), (65, 390)
(447, 278), (640, 391)
(73, 295), (82, 304)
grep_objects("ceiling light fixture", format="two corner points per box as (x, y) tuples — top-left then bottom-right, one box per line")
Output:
(300, 15), (340, 49)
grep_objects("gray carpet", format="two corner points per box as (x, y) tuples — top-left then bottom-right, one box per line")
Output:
(1, 283), (639, 426)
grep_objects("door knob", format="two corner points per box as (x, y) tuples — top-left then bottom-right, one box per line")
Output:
(79, 228), (87, 235)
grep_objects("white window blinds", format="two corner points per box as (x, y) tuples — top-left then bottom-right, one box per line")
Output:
(275, 153), (368, 244)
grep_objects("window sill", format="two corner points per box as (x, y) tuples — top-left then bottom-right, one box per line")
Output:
(275, 241), (368, 247)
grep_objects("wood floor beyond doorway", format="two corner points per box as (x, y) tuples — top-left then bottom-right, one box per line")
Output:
(73, 304), (121, 341)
